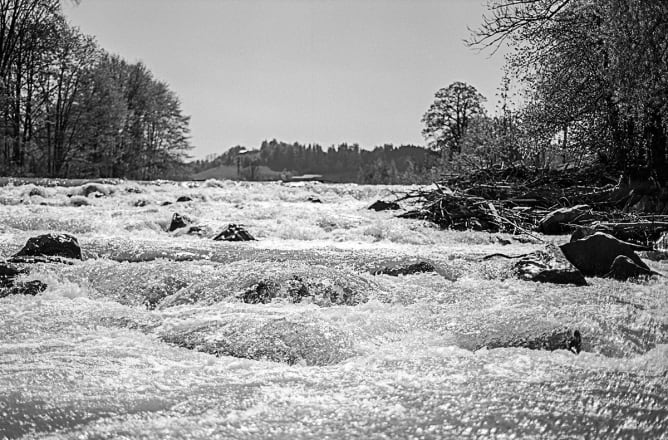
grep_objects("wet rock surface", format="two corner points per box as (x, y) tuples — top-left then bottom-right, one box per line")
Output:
(477, 328), (582, 354)
(514, 245), (587, 286)
(560, 232), (650, 277)
(368, 200), (400, 211)
(605, 255), (656, 281)
(11, 233), (82, 261)
(538, 205), (592, 234)
(168, 213), (192, 232)
(213, 224), (255, 241)
(372, 261), (436, 276)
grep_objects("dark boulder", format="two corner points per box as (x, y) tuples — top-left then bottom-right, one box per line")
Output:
(560, 232), (650, 277)
(28, 186), (47, 198)
(514, 245), (587, 286)
(168, 213), (192, 232)
(134, 199), (149, 207)
(0, 263), (26, 287)
(373, 261), (436, 276)
(240, 280), (279, 304)
(213, 224), (256, 241)
(478, 328), (582, 354)
(11, 233), (82, 261)
(307, 197), (322, 203)
(368, 200), (400, 211)
(0, 280), (47, 298)
(176, 196), (193, 203)
(605, 255), (656, 281)
(538, 204), (592, 234)
(161, 201), (173, 206)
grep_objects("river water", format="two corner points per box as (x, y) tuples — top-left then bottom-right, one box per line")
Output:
(0, 180), (666, 439)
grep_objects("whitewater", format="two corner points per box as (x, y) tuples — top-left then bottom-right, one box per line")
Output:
(0, 179), (666, 439)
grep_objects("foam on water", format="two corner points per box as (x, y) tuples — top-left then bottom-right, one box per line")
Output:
(1, 180), (667, 439)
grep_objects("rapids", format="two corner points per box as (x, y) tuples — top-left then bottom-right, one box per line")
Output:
(0, 179), (666, 439)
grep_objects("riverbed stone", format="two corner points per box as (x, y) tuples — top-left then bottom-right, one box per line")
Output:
(478, 328), (582, 354)
(539, 204), (592, 234)
(168, 213), (192, 232)
(559, 232), (649, 277)
(11, 233), (82, 261)
(213, 224), (255, 241)
(605, 255), (656, 281)
(514, 244), (587, 286)
(373, 261), (436, 276)
(368, 200), (400, 211)
(0, 280), (47, 298)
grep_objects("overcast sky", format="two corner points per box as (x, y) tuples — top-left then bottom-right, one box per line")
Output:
(63, 0), (505, 159)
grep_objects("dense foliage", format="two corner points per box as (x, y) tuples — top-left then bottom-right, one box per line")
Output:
(469, 0), (668, 182)
(0, 0), (192, 179)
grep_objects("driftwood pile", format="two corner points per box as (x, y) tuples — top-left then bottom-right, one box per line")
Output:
(398, 165), (668, 247)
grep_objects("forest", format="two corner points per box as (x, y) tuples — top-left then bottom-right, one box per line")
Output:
(189, 140), (441, 184)
(0, 0), (191, 180)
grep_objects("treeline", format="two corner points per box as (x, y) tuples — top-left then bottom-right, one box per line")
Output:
(190, 139), (440, 184)
(0, 0), (191, 179)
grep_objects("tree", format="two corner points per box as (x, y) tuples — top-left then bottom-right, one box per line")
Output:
(422, 81), (486, 159)
(470, 0), (668, 181)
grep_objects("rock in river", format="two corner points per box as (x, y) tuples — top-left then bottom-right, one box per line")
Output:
(168, 213), (192, 232)
(373, 261), (436, 276)
(477, 328), (582, 354)
(368, 200), (400, 211)
(514, 244), (587, 286)
(605, 255), (656, 281)
(538, 204), (592, 234)
(559, 232), (650, 277)
(213, 224), (255, 241)
(10, 233), (82, 262)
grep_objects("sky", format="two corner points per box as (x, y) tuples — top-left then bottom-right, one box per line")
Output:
(63, 0), (506, 160)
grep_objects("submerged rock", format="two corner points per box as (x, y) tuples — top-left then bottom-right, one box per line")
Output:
(168, 213), (192, 232)
(368, 200), (400, 211)
(28, 186), (47, 198)
(560, 232), (650, 277)
(373, 261), (436, 276)
(238, 276), (363, 307)
(11, 233), (82, 261)
(133, 199), (149, 207)
(0, 280), (47, 298)
(605, 255), (656, 281)
(213, 224), (255, 241)
(514, 245), (587, 286)
(69, 183), (111, 198)
(538, 205), (592, 234)
(240, 280), (280, 304)
(160, 316), (355, 366)
(478, 328), (582, 354)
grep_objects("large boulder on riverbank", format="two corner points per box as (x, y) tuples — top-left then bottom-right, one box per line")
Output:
(10, 233), (82, 262)
(559, 232), (649, 277)
(538, 205), (592, 234)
